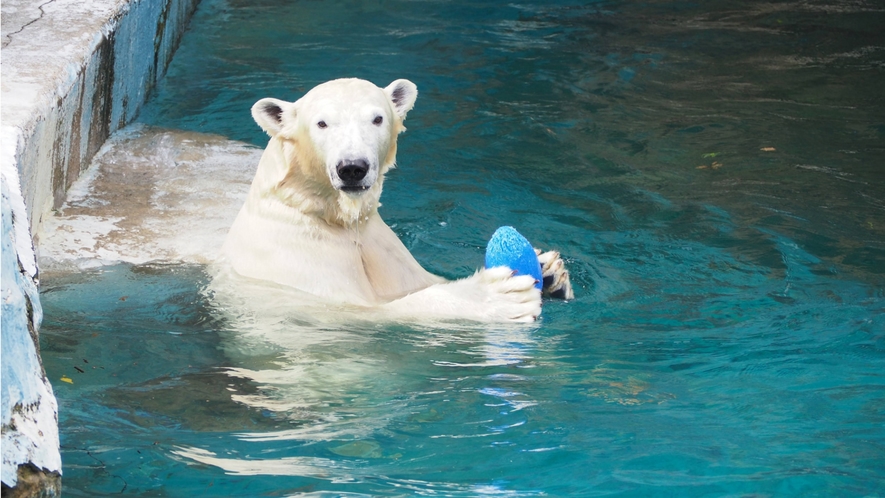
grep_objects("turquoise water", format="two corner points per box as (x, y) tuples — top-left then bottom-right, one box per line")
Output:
(40, 0), (885, 495)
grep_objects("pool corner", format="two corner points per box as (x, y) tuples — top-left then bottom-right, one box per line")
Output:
(1, 0), (199, 493)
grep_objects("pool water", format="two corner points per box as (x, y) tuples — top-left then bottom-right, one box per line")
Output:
(39, 0), (885, 495)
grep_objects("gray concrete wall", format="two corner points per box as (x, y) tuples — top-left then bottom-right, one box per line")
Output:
(1, 0), (199, 494)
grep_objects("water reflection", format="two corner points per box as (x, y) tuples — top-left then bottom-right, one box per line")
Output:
(171, 446), (343, 478)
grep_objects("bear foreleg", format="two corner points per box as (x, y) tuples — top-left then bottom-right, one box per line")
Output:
(383, 267), (542, 322)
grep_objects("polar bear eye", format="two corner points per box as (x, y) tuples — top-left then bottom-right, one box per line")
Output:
(372, 116), (383, 126)
(317, 121), (327, 129)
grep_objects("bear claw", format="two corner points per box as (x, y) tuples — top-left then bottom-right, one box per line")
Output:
(535, 248), (575, 300)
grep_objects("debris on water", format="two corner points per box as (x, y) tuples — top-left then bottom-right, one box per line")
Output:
(329, 440), (383, 458)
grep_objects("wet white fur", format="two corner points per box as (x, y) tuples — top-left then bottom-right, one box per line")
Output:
(223, 78), (541, 322)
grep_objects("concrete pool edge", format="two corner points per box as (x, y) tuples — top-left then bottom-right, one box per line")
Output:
(1, 0), (199, 493)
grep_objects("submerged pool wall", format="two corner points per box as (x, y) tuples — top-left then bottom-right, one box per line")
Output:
(0, 0), (199, 494)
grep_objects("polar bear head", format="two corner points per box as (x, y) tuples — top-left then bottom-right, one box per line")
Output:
(250, 78), (418, 225)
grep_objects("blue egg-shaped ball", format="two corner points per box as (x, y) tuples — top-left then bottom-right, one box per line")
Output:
(484, 226), (543, 290)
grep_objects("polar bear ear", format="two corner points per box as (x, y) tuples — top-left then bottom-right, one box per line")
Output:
(252, 98), (293, 137)
(384, 79), (418, 119)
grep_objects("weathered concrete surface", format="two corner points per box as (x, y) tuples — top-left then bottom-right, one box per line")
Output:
(38, 125), (258, 272)
(2, 0), (200, 235)
(1, 0), (199, 493)
(1, 179), (60, 497)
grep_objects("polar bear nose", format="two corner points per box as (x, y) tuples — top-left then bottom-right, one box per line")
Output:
(336, 159), (369, 184)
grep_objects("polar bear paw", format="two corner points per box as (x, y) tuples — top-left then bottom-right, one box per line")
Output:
(535, 249), (574, 300)
(476, 266), (543, 322)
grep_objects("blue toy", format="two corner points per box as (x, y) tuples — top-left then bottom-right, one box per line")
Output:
(484, 226), (543, 290)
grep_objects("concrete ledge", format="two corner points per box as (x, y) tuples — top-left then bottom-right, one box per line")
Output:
(1, 0), (199, 493)
(38, 125), (258, 273)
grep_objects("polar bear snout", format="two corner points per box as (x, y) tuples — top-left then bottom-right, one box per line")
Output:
(336, 159), (371, 191)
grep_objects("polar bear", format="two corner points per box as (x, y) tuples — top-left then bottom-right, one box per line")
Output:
(222, 78), (572, 322)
